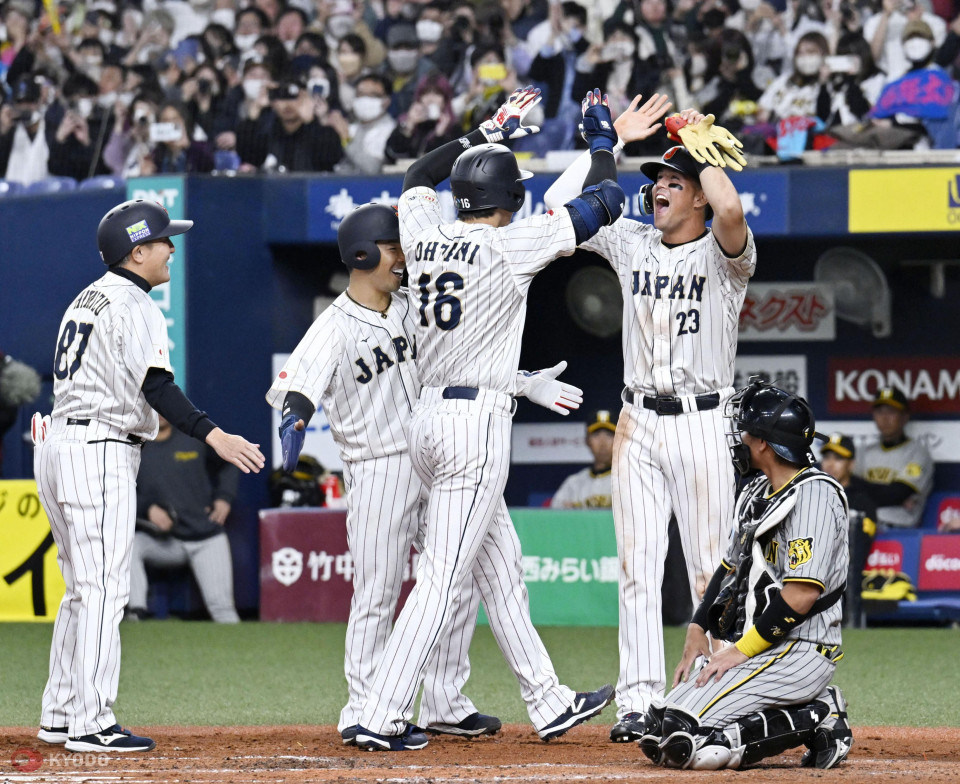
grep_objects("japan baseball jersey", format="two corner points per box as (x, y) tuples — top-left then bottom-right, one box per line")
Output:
(856, 437), (933, 528)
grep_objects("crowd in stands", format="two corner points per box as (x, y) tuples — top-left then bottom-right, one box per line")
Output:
(3, 0), (960, 185)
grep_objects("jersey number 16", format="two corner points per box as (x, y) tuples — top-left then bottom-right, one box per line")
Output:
(418, 272), (465, 331)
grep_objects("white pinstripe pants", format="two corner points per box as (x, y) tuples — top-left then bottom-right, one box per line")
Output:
(338, 452), (481, 731)
(35, 428), (141, 736)
(611, 400), (735, 718)
(357, 389), (575, 736)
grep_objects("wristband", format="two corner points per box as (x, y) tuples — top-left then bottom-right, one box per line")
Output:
(734, 625), (773, 657)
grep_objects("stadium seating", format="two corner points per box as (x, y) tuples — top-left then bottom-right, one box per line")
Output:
(77, 174), (125, 190)
(0, 179), (24, 198)
(23, 176), (78, 195)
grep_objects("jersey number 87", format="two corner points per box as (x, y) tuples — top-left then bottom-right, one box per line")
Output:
(418, 272), (465, 331)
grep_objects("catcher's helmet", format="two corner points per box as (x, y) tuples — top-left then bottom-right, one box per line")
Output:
(638, 146), (713, 222)
(97, 200), (193, 266)
(726, 377), (823, 472)
(338, 203), (400, 271)
(450, 143), (533, 213)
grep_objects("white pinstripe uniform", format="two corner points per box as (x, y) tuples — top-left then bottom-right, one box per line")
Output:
(579, 221), (757, 718)
(35, 271), (169, 737)
(666, 468), (848, 725)
(266, 289), (486, 732)
(355, 187), (582, 737)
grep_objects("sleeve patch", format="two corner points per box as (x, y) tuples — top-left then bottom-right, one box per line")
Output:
(787, 537), (814, 570)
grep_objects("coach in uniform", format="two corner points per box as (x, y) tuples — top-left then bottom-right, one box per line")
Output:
(635, 378), (853, 771)
(33, 200), (264, 753)
(546, 94), (755, 742)
(857, 387), (933, 529)
(550, 409), (616, 508)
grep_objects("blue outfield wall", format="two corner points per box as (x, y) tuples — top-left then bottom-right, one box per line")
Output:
(2, 166), (959, 614)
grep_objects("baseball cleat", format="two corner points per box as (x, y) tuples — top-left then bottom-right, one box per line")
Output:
(426, 712), (502, 737)
(340, 725), (360, 745)
(355, 724), (429, 751)
(610, 711), (647, 743)
(38, 725), (68, 744)
(538, 684), (615, 741)
(65, 725), (155, 752)
(800, 686), (853, 769)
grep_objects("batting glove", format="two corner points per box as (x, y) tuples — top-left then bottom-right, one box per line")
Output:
(579, 88), (618, 154)
(30, 412), (50, 445)
(516, 361), (583, 416)
(279, 413), (305, 473)
(480, 85), (542, 143)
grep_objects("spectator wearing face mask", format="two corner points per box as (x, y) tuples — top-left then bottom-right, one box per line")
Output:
(824, 32), (886, 128)
(734, 1), (789, 88)
(756, 31), (833, 124)
(102, 90), (162, 177)
(782, 0), (833, 61)
(237, 79), (343, 173)
(869, 19), (959, 148)
(47, 72), (113, 181)
(0, 75), (50, 184)
(181, 62), (228, 140)
(453, 44), (517, 131)
(123, 8), (176, 68)
(232, 6), (270, 55)
(864, 0), (946, 81)
(321, 0), (385, 69)
(379, 23), (437, 118)
(277, 7), (309, 55)
(415, 2), (447, 64)
(384, 72), (460, 162)
(332, 72), (395, 175)
(575, 23), (641, 116)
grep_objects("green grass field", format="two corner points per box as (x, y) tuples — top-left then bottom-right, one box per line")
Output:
(1, 623), (956, 728)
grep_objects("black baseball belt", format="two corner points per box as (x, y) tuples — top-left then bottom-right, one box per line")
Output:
(442, 386), (479, 400)
(66, 417), (145, 446)
(624, 389), (721, 416)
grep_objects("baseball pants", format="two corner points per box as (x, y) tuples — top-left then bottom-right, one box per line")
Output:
(35, 419), (141, 736)
(128, 531), (239, 623)
(357, 388), (575, 736)
(666, 640), (837, 727)
(338, 452), (481, 732)
(611, 395), (735, 718)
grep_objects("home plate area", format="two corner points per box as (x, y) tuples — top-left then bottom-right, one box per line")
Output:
(2, 726), (959, 783)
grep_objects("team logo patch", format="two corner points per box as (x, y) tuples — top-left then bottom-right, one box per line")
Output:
(905, 462), (922, 478)
(126, 219), (151, 242)
(787, 537), (814, 570)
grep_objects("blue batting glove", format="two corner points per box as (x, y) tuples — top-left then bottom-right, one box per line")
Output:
(279, 413), (305, 473)
(579, 88), (617, 154)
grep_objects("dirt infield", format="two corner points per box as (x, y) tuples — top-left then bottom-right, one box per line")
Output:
(3, 725), (958, 782)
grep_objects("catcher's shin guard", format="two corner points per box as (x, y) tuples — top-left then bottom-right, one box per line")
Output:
(658, 706), (701, 768)
(726, 702), (830, 768)
(637, 698), (666, 764)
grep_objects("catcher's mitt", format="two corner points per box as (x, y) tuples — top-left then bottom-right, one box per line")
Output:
(666, 114), (747, 172)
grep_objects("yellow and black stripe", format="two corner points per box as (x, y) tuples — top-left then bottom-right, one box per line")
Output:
(698, 641), (797, 719)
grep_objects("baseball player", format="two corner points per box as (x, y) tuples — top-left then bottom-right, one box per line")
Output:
(634, 378), (853, 771)
(266, 201), (583, 744)
(856, 387), (934, 529)
(546, 94), (756, 741)
(34, 200), (264, 753)
(349, 86), (625, 751)
(549, 409), (617, 509)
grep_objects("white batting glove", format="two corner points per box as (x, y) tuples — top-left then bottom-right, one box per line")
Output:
(480, 85), (542, 142)
(515, 361), (583, 416)
(30, 412), (50, 445)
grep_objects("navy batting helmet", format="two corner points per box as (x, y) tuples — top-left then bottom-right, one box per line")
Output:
(726, 377), (824, 473)
(450, 143), (533, 213)
(338, 203), (400, 271)
(638, 146), (714, 222)
(97, 200), (193, 266)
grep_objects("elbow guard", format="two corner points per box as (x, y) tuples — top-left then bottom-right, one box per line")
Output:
(565, 179), (625, 244)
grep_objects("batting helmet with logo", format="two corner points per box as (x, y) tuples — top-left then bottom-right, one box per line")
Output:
(638, 146), (714, 222)
(97, 200), (193, 266)
(338, 203), (400, 271)
(450, 143), (533, 213)
(727, 377), (824, 471)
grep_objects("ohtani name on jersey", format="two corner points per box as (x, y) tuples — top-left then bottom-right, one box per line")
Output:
(72, 289), (111, 315)
(355, 335), (416, 384)
(632, 272), (706, 301)
(415, 240), (480, 265)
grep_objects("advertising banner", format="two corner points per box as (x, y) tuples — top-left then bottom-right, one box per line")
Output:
(917, 535), (960, 591)
(849, 168), (960, 232)
(739, 282), (835, 341)
(127, 176), (188, 387)
(0, 480), (65, 622)
(828, 356), (960, 415)
(511, 422), (593, 465)
(733, 355), (808, 398)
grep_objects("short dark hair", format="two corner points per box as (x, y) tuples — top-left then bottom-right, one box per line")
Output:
(356, 72), (392, 96)
(561, 1), (587, 26)
(458, 207), (497, 221)
(339, 33), (367, 57)
(237, 6), (270, 29)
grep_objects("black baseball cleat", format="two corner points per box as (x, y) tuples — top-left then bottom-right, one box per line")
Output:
(340, 725), (360, 745)
(425, 712), (502, 737)
(355, 724), (429, 751)
(610, 712), (647, 743)
(538, 684), (615, 741)
(37, 725), (68, 744)
(800, 686), (853, 769)
(65, 725), (155, 752)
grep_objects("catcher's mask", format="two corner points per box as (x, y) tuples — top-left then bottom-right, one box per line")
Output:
(638, 146), (714, 222)
(725, 376), (825, 475)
